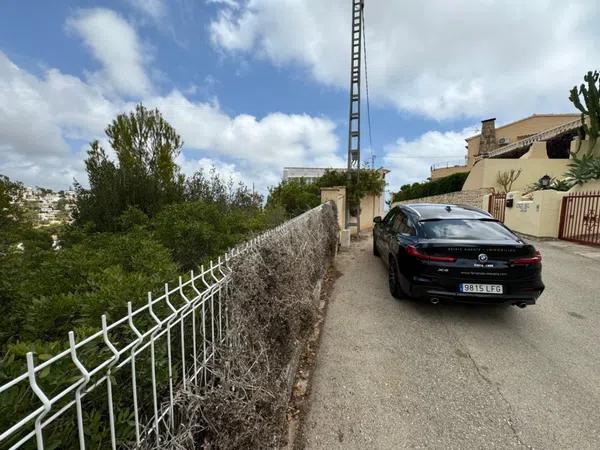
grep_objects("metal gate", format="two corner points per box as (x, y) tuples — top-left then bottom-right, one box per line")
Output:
(488, 193), (507, 222)
(559, 191), (600, 246)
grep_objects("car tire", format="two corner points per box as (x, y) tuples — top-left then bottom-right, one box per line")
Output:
(373, 237), (380, 256)
(388, 257), (403, 299)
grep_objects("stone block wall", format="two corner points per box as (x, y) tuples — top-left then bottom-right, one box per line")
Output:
(392, 189), (493, 210)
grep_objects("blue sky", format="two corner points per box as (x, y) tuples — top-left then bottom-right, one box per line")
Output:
(1, 0), (598, 193)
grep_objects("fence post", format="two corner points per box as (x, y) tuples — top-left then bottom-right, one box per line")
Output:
(558, 195), (568, 240)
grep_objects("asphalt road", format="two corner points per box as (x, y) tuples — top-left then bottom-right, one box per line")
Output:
(302, 236), (600, 449)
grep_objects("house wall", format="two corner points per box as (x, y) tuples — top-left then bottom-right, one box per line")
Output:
(359, 193), (385, 231)
(466, 114), (579, 167)
(463, 157), (571, 192)
(497, 190), (567, 238)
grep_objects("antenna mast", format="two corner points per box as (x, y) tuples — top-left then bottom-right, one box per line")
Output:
(345, 0), (364, 230)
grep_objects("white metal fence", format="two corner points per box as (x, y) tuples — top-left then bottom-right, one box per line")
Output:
(0, 203), (331, 450)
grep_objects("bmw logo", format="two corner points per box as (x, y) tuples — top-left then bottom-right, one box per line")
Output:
(478, 253), (489, 263)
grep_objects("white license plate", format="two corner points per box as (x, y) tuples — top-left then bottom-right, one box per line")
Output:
(460, 283), (504, 294)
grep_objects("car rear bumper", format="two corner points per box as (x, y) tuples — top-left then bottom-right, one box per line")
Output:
(411, 282), (544, 305)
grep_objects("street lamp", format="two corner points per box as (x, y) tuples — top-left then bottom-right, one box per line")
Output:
(539, 174), (552, 190)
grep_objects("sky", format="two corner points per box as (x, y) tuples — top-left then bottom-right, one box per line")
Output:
(1, 0), (599, 194)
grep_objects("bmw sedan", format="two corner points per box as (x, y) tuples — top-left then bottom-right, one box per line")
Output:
(373, 204), (544, 307)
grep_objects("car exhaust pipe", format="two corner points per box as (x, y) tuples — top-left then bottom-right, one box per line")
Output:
(430, 297), (440, 305)
(516, 302), (527, 309)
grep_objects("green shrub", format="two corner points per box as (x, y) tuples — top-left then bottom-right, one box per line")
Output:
(393, 172), (469, 202)
(565, 153), (600, 185)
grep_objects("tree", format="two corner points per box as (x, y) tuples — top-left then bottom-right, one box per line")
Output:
(392, 172), (469, 202)
(0, 175), (25, 230)
(74, 104), (185, 231)
(317, 168), (385, 216)
(266, 178), (321, 218)
(496, 169), (522, 193)
(185, 167), (263, 210)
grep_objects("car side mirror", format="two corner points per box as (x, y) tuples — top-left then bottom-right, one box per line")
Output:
(373, 216), (382, 224)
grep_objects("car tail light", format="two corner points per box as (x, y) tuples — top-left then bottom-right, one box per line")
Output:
(511, 250), (542, 266)
(407, 245), (456, 263)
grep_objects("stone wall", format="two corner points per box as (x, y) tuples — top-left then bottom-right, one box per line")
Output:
(479, 118), (497, 155)
(392, 189), (493, 210)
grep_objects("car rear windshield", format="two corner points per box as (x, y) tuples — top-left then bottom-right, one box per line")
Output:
(419, 219), (516, 240)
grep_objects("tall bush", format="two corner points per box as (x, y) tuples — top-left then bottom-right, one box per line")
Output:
(74, 104), (185, 231)
(393, 172), (469, 202)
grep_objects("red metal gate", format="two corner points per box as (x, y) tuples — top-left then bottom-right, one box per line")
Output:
(488, 193), (506, 222)
(559, 191), (600, 246)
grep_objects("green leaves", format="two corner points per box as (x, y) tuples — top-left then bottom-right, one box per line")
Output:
(74, 104), (185, 232)
(266, 168), (386, 219)
(565, 153), (600, 185)
(393, 172), (469, 202)
(569, 71), (600, 155)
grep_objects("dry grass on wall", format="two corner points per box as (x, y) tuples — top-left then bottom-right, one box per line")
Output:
(147, 204), (338, 449)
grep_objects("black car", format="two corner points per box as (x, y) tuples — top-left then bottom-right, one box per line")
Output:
(373, 204), (544, 307)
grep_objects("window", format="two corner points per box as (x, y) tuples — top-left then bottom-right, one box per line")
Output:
(419, 219), (516, 240)
(383, 207), (399, 226)
(392, 212), (416, 236)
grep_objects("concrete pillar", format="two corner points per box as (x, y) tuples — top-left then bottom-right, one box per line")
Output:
(321, 186), (346, 231)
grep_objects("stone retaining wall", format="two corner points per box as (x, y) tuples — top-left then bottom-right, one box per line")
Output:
(391, 189), (493, 210)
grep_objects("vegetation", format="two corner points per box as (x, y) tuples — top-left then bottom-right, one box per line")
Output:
(266, 178), (321, 218)
(565, 153), (600, 186)
(496, 169), (522, 193)
(392, 172), (469, 202)
(266, 167), (386, 218)
(569, 70), (600, 155)
(0, 175), (25, 232)
(0, 105), (287, 449)
(74, 104), (185, 232)
(525, 177), (572, 194)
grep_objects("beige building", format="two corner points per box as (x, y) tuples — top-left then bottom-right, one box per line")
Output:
(430, 114), (580, 180)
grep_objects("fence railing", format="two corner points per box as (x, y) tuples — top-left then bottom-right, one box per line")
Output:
(0, 203), (332, 450)
(475, 118), (582, 161)
(559, 191), (600, 246)
(488, 193), (507, 223)
(430, 158), (468, 171)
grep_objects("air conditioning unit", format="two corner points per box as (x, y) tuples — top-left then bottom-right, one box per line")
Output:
(498, 137), (510, 145)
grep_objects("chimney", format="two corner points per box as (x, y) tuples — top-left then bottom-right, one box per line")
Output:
(479, 118), (497, 155)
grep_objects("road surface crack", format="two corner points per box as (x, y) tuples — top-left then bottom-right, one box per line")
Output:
(440, 314), (533, 449)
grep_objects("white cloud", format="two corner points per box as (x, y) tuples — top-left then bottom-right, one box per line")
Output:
(0, 51), (121, 188)
(0, 51), (341, 192)
(126, 0), (166, 20)
(207, 0), (240, 9)
(383, 127), (476, 190)
(148, 90), (343, 191)
(66, 8), (152, 96)
(209, 0), (600, 121)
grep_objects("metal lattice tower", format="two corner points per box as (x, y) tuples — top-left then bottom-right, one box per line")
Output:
(345, 0), (364, 230)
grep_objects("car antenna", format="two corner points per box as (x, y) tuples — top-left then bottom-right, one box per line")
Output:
(445, 205), (452, 212)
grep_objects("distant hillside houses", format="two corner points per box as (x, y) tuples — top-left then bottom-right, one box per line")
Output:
(20, 186), (76, 225)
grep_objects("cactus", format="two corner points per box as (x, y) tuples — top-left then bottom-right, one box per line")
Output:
(569, 71), (600, 155)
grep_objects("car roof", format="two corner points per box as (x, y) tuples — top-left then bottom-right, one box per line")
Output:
(399, 203), (493, 220)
